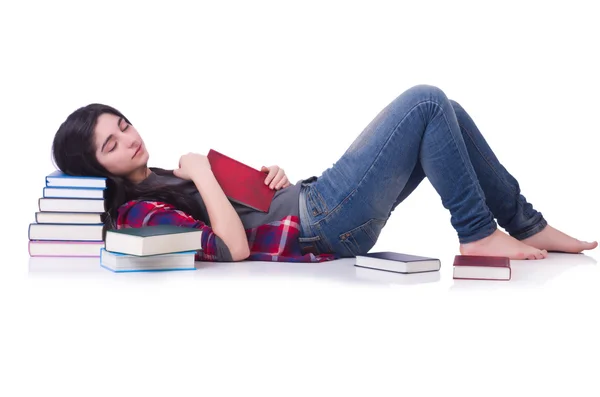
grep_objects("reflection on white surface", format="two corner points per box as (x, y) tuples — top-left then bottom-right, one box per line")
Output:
(450, 252), (598, 291)
(27, 255), (444, 286)
(28, 256), (105, 274)
(26, 251), (598, 289)
(354, 266), (441, 285)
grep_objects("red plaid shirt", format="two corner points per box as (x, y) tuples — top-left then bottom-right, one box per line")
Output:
(116, 200), (340, 262)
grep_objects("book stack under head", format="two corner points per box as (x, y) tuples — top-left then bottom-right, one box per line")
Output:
(28, 171), (108, 257)
(100, 225), (204, 272)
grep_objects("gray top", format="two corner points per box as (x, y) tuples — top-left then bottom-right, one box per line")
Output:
(139, 168), (303, 261)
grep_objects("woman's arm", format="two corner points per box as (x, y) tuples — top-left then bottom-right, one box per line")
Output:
(190, 168), (250, 261)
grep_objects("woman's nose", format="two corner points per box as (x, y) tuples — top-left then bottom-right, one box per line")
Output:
(123, 134), (139, 147)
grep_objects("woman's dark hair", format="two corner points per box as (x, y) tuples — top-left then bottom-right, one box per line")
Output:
(52, 103), (204, 238)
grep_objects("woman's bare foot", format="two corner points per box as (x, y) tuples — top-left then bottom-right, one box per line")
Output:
(460, 229), (548, 260)
(521, 225), (598, 253)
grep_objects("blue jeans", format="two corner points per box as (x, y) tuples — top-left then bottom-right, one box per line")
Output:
(298, 84), (547, 257)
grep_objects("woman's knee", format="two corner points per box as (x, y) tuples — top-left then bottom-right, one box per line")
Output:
(402, 84), (450, 105)
(449, 99), (463, 111)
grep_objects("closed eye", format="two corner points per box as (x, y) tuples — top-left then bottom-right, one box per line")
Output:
(118, 117), (130, 132)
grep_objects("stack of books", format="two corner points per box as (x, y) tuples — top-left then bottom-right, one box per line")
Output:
(28, 171), (107, 257)
(100, 225), (204, 272)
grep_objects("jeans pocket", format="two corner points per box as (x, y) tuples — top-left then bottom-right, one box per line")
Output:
(339, 218), (387, 256)
(305, 185), (328, 217)
(298, 235), (322, 255)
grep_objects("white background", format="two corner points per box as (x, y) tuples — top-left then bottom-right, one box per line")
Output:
(1, 1), (599, 396)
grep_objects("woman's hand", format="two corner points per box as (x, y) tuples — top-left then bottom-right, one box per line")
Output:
(261, 165), (290, 190)
(173, 152), (212, 180)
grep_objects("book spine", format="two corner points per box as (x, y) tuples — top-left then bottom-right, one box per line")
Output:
(29, 253), (101, 258)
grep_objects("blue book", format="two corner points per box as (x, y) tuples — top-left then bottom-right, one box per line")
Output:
(43, 186), (106, 199)
(45, 170), (107, 189)
(100, 248), (197, 273)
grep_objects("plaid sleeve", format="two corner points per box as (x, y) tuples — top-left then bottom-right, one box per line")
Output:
(115, 200), (232, 261)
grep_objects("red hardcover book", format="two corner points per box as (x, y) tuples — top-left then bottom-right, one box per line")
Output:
(207, 149), (275, 212)
(452, 255), (511, 281)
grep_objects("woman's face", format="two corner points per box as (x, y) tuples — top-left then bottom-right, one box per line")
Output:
(94, 113), (150, 182)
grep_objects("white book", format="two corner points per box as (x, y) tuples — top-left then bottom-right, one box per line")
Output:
(38, 197), (105, 213)
(43, 186), (105, 199)
(35, 212), (104, 224)
(28, 223), (104, 241)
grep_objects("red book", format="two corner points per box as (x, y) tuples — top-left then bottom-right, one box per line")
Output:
(207, 149), (275, 212)
(452, 255), (511, 281)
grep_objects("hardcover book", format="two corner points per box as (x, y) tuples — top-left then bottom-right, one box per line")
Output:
(38, 197), (106, 213)
(45, 170), (107, 188)
(452, 255), (511, 281)
(207, 149), (276, 212)
(35, 212), (104, 224)
(28, 223), (104, 241)
(105, 225), (203, 256)
(43, 186), (106, 199)
(355, 251), (441, 274)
